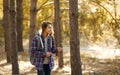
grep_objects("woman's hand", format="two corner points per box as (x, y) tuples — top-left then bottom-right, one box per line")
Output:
(46, 52), (52, 57)
(57, 47), (62, 52)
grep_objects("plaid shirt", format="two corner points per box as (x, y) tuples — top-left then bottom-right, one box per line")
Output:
(30, 34), (57, 71)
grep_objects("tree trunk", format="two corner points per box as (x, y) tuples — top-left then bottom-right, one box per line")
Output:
(54, 0), (64, 68)
(3, 0), (11, 63)
(69, 0), (82, 75)
(10, 0), (19, 74)
(29, 0), (38, 49)
(16, 0), (24, 52)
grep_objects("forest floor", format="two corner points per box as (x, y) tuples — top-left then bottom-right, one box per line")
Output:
(0, 40), (120, 75)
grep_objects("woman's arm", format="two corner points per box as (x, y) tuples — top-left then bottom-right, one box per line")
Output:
(51, 37), (58, 53)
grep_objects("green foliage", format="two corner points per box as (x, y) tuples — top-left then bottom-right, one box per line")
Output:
(0, 0), (3, 46)
(37, 0), (54, 29)
(79, 0), (120, 48)
(1, 0), (120, 47)
(22, 0), (30, 38)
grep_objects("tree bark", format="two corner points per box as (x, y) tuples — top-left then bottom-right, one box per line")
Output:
(69, 0), (82, 75)
(10, 0), (19, 74)
(54, 0), (64, 68)
(3, 0), (11, 63)
(16, 0), (24, 52)
(29, 0), (38, 49)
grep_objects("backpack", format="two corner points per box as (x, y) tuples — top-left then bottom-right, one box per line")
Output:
(30, 34), (43, 65)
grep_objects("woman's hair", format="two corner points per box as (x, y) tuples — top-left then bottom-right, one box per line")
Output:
(41, 21), (54, 36)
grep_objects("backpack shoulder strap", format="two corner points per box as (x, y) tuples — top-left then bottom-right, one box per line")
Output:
(36, 34), (44, 49)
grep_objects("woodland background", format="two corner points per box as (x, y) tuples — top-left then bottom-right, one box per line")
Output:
(0, 0), (120, 75)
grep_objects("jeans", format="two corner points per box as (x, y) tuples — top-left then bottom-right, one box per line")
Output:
(37, 64), (51, 75)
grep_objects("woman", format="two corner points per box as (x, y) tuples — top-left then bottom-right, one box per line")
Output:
(30, 22), (62, 75)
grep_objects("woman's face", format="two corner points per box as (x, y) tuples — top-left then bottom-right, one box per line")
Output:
(45, 24), (52, 34)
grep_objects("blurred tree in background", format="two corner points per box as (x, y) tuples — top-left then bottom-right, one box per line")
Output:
(0, 0), (3, 46)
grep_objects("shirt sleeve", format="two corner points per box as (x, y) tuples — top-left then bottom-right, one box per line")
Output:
(30, 36), (46, 58)
(51, 37), (58, 53)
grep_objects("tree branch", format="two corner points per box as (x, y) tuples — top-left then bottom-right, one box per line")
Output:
(40, 15), (53, 22)
(37, 1), (70, 12)
(92, 1), (119, 28)
(37, 0), (49, 11)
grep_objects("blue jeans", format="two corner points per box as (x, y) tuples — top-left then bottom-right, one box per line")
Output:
(37, 64), (51, 75)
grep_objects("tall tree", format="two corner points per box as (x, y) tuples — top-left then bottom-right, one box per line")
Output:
(29, 0), (38, 48)
(54, 0), (64, 68)
(9, 0), (19, 74)
(69, 0), (82, 75)
(3, 0), (11, 63)
(16, 0), (24, 52)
